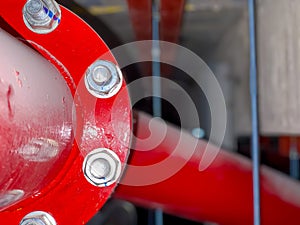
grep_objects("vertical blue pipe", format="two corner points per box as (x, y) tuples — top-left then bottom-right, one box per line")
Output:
(290, 151), (300, 179)
(152, 0), (162, 118)
(248, 0), (260, 225)
(154, 209), (163, 225)
(151, 1), (163, 225)
(289, 138), (300, 179)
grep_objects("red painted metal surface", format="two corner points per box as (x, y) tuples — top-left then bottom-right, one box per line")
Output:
(0, 28), (74, 209)
(126, 0), (185, 76)
(115, 111), (300, 225)
(279, 136), (300, 157)
(0, 1), (131, 224)
(160, 0), (185, 43)
(160, 0), (185, 75)
(126, 0), (185, 42)
(2, 1), (300, 225)
(126, 0), (152, 41)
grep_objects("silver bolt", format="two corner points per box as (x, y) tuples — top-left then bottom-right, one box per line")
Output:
(20, 211), (56, 225)
(83, 148), (122, 187)
(85, 60), (123, 98)
(23, 0), (61, 34)
(26, 0), (45, 18)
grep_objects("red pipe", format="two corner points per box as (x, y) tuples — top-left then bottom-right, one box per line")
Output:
(126, 0), (152, 41)
(115, 111), (300, 225)
(160, 0), (185, 43)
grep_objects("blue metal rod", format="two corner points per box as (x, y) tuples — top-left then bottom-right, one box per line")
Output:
(290, 151), (300, 179)
(155, 209), (163, 225)
(152, 1), (162, 118)
(151, 1), (163, 225)
(248, 0), (260, 225)
(289, 138), (300, 179)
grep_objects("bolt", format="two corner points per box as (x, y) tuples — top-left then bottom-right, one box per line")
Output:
(83, 148), (122, 187)
(92, 66), (112, 84)
(23, 0), (61, 34)
(85, 60), (123, 98)
(90, 158), (111, 178)
(20, 211), (56, 225)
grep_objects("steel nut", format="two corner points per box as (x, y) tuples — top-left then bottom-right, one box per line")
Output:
(85, 60), (123, 98)
(20, 211), (56, 225)
(83, 148), (122, 187)
(23, 0), (61, 34)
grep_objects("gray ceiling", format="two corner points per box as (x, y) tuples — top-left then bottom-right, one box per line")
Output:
(74, 0), (247, 54)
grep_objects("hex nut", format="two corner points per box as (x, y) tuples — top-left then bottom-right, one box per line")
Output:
(83, 148), (122, 187)
(84, 60), (123, 98)
(23, 0), (61, 34)
(20, 211), (56, 225)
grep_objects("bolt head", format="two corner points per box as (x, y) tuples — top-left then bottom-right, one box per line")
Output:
(26, 0), (44, 15)
(20, 211), (56, 225)
(90, 158), (111, 178)
(83, 148), (122, 187)
(23, 0), (61, 34)
(92, 66), (112, 84)
(85, 60), (123, 98)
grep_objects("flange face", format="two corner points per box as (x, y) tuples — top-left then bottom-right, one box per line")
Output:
(0, 1), (131, 225)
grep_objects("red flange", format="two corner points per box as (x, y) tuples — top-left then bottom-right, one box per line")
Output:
(0, 1), (131, 224)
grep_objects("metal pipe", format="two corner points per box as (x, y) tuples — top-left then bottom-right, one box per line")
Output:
(151, 1), (163, 224)
(289, 138), (299, 179)
(152, 0), (162, 118)
(248, 0), (260, 224)
(115, 111), (300, 225)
